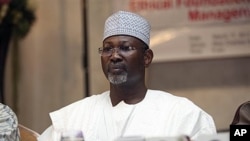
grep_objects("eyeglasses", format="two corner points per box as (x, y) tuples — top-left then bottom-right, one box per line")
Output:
(98, 46), (137, 56)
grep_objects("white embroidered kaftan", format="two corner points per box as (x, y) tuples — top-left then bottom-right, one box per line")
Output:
(38, 90), (216, 141)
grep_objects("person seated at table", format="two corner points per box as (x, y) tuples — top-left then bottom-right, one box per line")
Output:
(38, 10), (216, 141)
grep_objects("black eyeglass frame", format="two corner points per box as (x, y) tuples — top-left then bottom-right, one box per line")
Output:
(98, 46), (149, 56)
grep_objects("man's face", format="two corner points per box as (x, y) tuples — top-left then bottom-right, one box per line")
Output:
(101, 35), (147, 85)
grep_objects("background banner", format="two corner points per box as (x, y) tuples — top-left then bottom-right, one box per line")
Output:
(112, 0), (250, 62)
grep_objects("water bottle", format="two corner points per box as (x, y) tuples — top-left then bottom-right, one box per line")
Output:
(60, 130), (84, 141)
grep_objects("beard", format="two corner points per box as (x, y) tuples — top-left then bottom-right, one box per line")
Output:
(108, 72), (128, 85)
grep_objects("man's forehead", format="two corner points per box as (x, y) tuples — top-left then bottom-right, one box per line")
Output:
(103, 35), (141, 44)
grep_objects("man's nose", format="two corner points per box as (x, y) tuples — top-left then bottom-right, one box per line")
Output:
(110, 48), (121, 56)
(110, 48), (122, 61)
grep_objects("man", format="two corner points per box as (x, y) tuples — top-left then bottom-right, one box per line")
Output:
(38, 11), (216, 141)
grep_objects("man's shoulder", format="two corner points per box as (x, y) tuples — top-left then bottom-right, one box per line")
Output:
(56, 91), (110, 111)
(147, 89), (215, 127)
(49, 91), (110, 118)
(49, 91), (110, 129)
(147, 89), (188, 102)
(146, 89), (203, 112)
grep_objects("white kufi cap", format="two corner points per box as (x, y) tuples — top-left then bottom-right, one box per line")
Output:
(103, 11), (151, 46)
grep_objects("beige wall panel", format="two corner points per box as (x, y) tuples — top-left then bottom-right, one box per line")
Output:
(88, 0), (111, 94)
(5, 0), (84, 133)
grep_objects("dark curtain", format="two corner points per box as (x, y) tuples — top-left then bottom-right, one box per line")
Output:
(0, 23), (12, 103)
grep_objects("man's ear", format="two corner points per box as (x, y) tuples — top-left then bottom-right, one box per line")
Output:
(144, 49), (154, 67)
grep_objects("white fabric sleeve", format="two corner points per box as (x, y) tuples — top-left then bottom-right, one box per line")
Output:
(37, 125), (61, 141)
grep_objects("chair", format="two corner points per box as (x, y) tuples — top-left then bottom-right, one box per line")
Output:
(231, 101), (250, 125)
(18, 124), (40, 141)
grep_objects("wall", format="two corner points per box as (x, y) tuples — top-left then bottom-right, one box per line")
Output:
(87, 1), (111, 95)
(5, 0), (84, 133)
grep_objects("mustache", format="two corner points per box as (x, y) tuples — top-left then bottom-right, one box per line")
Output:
(108, 63), (126, 70)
